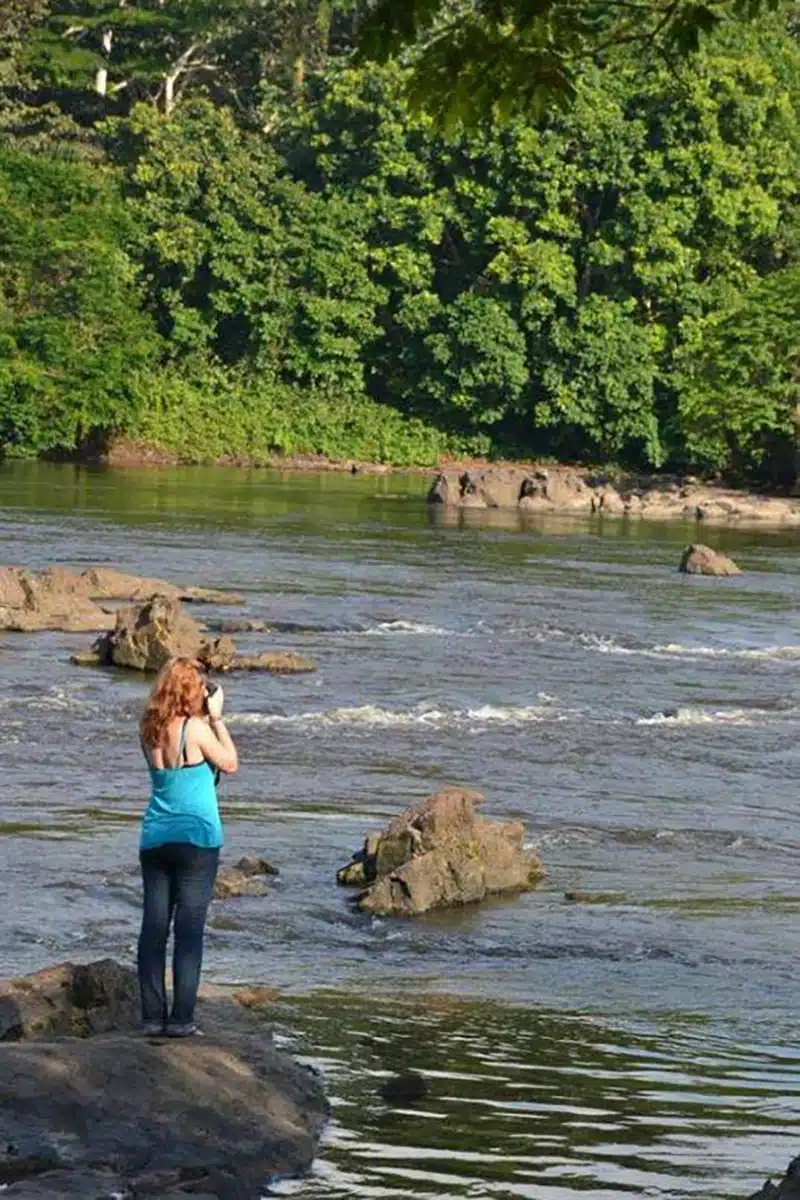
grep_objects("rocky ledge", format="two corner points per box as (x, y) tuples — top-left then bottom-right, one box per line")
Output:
(428, 466), (800, 526)
(337, 788), (546, 916)
(0, 958), (328, 1200)
(0, 565), (242, 633)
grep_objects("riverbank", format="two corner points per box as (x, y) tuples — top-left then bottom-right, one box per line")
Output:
(79, 438), (800, 527)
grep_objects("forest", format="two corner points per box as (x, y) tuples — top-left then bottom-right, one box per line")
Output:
(0, 1), (798, 483)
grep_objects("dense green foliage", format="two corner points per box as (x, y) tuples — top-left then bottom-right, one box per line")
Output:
(355, 0), (782, 128)
(0, 0), (798, 483)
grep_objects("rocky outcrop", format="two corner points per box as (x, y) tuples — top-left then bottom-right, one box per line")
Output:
(72, 595), (235, 672)
(426, 467), (800, 527)
(746, 1156), (800, 1199)
(0, 566), (243, 633)
(337, 788), (546, 916)
(71, 596), (316, 674)
(0, 958), (328, 1200)
(215, 856), (279, 899)
(678, 543), (742, 576)
(0, 567), (115, 633)
(76, 566), (243, 606)
(0, 959), (138, 1042)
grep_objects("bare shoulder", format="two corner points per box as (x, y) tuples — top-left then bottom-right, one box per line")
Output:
(185, 716), (209, 739)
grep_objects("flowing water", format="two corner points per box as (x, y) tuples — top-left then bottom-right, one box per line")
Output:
(1, 462), (798, 1198)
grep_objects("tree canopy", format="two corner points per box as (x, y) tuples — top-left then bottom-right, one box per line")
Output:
(353, 0), (784, 126)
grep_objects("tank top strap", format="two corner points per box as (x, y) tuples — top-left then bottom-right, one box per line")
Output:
(177, 717), (190, 766)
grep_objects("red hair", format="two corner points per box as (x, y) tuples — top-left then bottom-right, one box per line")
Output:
(140, 657), (206, 749)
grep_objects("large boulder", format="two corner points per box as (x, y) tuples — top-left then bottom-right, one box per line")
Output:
(0, 959), (328, 1200)
(337, 788), (546, 916)
(679, 543), (742, 576)
(78, 595), (236, 672)
(746, 1156), (800, 1199)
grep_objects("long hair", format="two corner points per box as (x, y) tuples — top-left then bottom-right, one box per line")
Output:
(140, 657), (206, 749)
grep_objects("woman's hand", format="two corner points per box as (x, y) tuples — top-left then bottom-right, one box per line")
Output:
(206, 684), (224, 721)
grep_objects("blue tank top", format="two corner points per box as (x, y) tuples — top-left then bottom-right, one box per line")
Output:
(140, 720), (224, 851)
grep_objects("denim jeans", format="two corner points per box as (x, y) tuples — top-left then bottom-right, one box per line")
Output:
(137, 842), (219, 1029)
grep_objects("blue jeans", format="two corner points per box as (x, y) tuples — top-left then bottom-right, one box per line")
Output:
(137, 843), (219, 1029)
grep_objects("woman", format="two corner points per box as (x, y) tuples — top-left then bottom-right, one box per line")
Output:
(137, 657), (238, 1036)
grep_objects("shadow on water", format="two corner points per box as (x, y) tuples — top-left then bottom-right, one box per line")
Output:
(266, 991), (800, 1199)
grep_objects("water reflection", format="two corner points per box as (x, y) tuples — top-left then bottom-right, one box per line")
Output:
(269, 992), (799, 1199)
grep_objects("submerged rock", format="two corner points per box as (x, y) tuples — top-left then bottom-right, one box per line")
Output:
(678, 543), (742, 576)
(231, 650), (316, 673)
(337, 788), (546, 916)
(214, 855), (280, 899)
(71, 596), (316, 674)
(0, 958), (328, 1200)
(379, 1071), (429, 1104)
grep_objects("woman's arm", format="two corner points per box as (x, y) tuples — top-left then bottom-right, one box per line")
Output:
(192, 716), (239, 774)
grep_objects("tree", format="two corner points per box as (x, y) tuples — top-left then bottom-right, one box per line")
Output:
(0, 148), (159, 455)
(119, 99), (384, 393)
(675, 266), (800, 485)
(354, 0), (784, 126)
(13, 0), (354, 126)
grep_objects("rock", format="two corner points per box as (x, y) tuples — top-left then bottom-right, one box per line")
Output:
(679, 544), (742, 576)
(233, 986), (281, 1010)
(69, 647), (106, 667)
(424, 469), (800, 525)
(564, 890), (626, 904)
(426, 473), (449, 504)
(76, 566), (244, 605)
(0, 959), (138, 1042)
(212, 618), (270, 633)
(0, 960), (328, 1200)
(73, 597), (317, 674)
(593, 487), (626, 515)
(0, 566), (28, 608)
(86, 595), (213, 671)
(379, 1071), (429, 1104)
(336, 788), (546, 917)
(0, 568), (115, 633)
(202, 634), (238, 671)
(214, 856), (279, 899)
(0, 566), (244, 634)
(230, 651), (317, 673)
(518, 492), (554, 512)
(745, 1156), (800, 1199)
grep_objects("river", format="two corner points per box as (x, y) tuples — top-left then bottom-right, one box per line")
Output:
(1, 461), (798, 1198)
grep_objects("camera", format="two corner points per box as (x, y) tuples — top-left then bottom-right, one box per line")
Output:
(203, 680), (219, 714)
